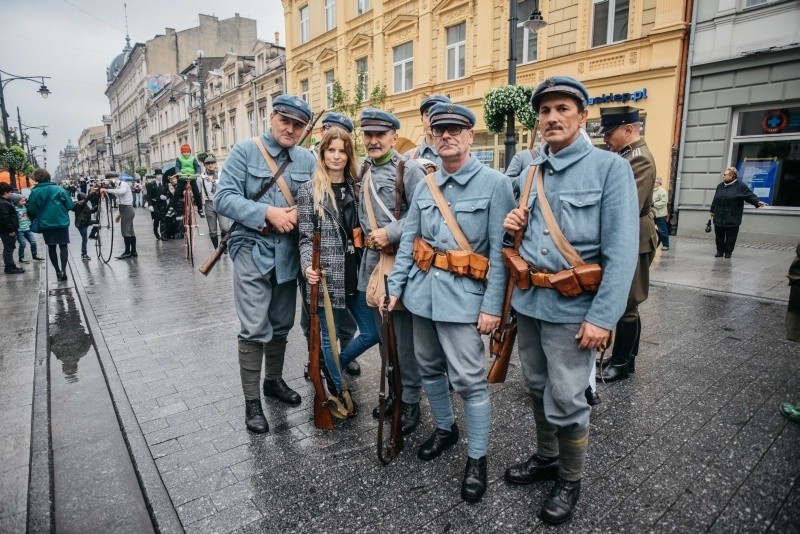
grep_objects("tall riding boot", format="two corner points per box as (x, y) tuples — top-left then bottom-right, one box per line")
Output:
(210, 235), (219, 249)
(130, 236), (138, 257)
(239, 340), (268, 433)
(262, 339), (301, 405)
(116, 237), (133, 259)
(629, 317), (641, 374)
(598, 320), (637, 382)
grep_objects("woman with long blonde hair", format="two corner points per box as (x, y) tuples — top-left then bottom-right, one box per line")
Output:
(298, 128), (379, 412)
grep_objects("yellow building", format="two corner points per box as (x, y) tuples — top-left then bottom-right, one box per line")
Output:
(282, 0), (689, 177)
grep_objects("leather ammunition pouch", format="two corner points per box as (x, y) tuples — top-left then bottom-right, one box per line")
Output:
(502, 247), (531, 290)
(413, 237), (488, 282)
(520, 263), (603, 297)
(352, 227), (364, 249)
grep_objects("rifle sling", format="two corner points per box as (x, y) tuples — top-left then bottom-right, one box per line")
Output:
(423, 173), (472, 252)
(253, 137), (295, 206)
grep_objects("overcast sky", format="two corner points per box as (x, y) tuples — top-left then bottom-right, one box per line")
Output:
(0, 0), (284, 167)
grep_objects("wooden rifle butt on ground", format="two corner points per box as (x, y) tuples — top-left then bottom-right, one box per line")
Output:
(377, 275), (404, 464)
(309, 222), (334, 430)
(198, 237), (228, 275)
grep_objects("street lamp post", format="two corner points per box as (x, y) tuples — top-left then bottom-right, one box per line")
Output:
(504, 1), (547, 170)
(196, 51), (209, 153)
(0, 69), (51, 190)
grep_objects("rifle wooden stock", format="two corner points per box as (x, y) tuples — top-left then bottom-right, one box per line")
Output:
(377, 276), (403, 464)
(487, 276), (517, 384)
(309, 223), (334, 430)
(198, 108), (327, 275)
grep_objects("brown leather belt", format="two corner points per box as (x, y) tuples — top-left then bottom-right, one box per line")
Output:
(529, 270), (554, 288)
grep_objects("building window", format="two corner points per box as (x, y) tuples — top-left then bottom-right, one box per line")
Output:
(230, 116), (237, 145)
(301, 79), (310, 103)
(355, 58), (368, 101)
(299, 5), (309, 44)
(744, 0), (768, 6)
(325, 70), (335, 108)
(730, 106), (800, 207)
(260, 105), (268, 133)
(446, 23), (466, 81)
(220, 120), (226, 147)
(356, 0), (370, 15)
(516, 18), (538, 65)
(228, 73), (236, 90)
(248, 110), (255, 137)
(591, 0), (629, 47)
(393, 42), (413, 94)
(325, 0), (336, 31)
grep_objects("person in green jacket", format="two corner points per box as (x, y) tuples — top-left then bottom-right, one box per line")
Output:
(165, 144), (204, 218)
(27, 168), (75, 281)
(652, 176), (669, 250)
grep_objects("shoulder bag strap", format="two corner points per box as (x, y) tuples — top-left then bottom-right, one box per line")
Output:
(424, 172), (472, 253)
(253, 137), (295, 206)
(534, 169), (585, 268)
(362, 167), (381, 232)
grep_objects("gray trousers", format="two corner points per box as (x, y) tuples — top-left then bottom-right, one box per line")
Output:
(233, 244), (297, 343)
(372, 308), (422, 404)
(517, 313), (593, 431)
(204, 200), (229, 238)
(119, 204), (135, 237)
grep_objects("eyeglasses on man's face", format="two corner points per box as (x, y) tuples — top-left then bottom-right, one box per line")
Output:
(431, 124), (465, 137)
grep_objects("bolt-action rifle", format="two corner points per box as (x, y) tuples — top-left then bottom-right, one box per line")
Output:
(488, 275), (517, 383)
(308, 212), (334, 430)
(199, 108), (329, 275)
(377, 275), (403, 464)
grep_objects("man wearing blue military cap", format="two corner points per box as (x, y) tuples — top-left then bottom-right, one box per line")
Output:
(321, 112), (354, 134)
(387, 102), (515, 503)
(215, 95), (316, 434)
(404, 94), (451, 166)
(502, 77), (639, 524)
(356, 107), (427, 434)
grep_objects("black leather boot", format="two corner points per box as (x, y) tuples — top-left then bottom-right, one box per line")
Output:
(598, 320), (638, 383)
(345, 360), (361, 376)
(245, 399), (268, 434)
(461, 456), (487, 503)
(263, 378), (301, 406)
(400, 402), (420, 435)
(585, 387), (601, 406)
(505, 453), (559, 485)
(418, 423), (459, 461)
(629, 317), (641, 374)
(540, 478), (581, 525)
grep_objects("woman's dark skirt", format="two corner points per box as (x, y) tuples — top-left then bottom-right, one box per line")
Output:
(42, 227), (70, 245)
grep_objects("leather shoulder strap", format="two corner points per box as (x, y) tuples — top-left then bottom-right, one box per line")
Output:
(253, 137), (295, 206)
(534, 169), (585, 267)
(514, 165), (538, 249)
(424, 173), (472, 252)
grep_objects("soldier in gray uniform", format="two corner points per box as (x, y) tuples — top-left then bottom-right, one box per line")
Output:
(387, 103), (515, 503)
(597, 106), (659, 382)
(215, 95), (317, 434)
(404, 94), (451, 167)
(357, 108), (426, 434)
(502, 77), (639, 524)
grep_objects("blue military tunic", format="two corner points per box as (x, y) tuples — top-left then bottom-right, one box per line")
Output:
(511, 134), (639, 330)
(404, 137), (442, 168)
(215, 131), (316, 284)
(389, 155), (515, 323)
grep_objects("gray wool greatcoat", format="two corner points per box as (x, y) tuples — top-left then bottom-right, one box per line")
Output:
(357, 151), (426, 293)
(298, 179), (360, 309)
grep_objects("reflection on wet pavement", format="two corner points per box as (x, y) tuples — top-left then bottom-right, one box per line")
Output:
(48, 287), (92, 383)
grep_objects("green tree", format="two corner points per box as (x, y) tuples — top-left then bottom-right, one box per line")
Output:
(329, 72), (389, 157)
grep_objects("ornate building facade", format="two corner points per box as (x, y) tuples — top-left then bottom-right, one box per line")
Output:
(282, 0), (690, 177)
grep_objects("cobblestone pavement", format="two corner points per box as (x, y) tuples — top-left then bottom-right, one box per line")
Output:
(5, 211), (798, 533)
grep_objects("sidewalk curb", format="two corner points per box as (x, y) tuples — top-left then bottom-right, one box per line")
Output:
(651, 280), (789, 304)
(68, 254), (184, 534)
(27, 261), (53, 534)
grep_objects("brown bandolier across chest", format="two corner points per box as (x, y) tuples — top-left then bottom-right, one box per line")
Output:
(410, 173), (490, 283)
(503, 165), (603, 297)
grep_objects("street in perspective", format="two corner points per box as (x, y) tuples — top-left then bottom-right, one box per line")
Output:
(1, 0), (799, 533)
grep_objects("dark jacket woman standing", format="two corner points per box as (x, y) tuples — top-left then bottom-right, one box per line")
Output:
(710, 166), (767, 258)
